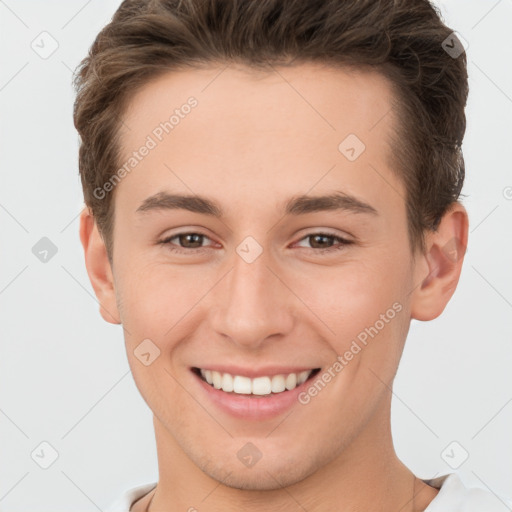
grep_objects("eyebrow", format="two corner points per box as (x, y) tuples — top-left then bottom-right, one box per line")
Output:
(136, 190), (378, 217)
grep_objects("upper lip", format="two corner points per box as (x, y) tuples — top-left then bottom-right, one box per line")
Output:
(192, 365), (320, 379)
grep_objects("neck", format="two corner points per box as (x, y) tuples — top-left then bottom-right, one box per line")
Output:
(148, 396), (437, 512)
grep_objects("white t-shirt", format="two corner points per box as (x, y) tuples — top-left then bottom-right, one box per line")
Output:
(105, 473), (512, 512)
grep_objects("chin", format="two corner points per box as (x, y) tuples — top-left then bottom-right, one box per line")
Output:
(198, 453), (318, 491)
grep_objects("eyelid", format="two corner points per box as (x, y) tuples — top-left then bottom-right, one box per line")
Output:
(159, 231), (218, 248)
(291, 226), (353, 243)
(157, 224), (214, 241)
(292, 231), (353, 250)
(159, 229), (353, 255)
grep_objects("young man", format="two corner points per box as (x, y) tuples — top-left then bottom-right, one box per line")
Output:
(74, 0), (510, 510)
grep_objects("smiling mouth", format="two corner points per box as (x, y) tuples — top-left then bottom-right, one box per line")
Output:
(192, 367), (321, 396)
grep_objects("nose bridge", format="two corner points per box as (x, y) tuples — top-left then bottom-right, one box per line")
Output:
(210, 242), (295, 347)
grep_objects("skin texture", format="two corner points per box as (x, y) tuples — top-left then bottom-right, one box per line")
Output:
(80, 62), (468, 511)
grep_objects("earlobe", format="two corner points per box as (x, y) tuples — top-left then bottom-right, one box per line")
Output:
(79, 207), (121, 325)
(410, 203), (469, 321)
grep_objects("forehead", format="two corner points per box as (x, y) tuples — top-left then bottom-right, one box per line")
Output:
(116, 62), (403, 218)
(120, 61), (397, 144)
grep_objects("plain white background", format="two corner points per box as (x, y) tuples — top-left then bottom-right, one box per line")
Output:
(0, 0), (511, 510)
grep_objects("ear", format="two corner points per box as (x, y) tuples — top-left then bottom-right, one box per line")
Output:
(79, 207), (121, 324)
(410, 202), (469, 321)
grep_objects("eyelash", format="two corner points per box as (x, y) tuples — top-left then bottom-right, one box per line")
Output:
(158, 231), (353, 255)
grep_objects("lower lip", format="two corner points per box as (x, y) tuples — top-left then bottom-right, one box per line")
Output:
(192, 369), (318, 421)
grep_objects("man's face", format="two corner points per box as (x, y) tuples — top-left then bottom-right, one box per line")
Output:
(108, 63), (423, 489)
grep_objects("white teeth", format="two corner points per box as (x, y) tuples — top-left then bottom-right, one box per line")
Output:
(212, 371), (222, 389)
(221, 372), (234, 392)
(271, 374), (286, 393)
(297, 370), (310, 385)
(252, 376), (272, 396)
(233, 375), (252, 394)
(285, 373), (297, 390)
(199, 368), (314, 395)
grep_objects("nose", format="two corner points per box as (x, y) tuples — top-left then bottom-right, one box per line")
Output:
(209, 245), (295, 349)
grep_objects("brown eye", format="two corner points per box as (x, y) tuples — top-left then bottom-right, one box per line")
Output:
(159, 232), (216, 253)
(295, 232), (353, 253)
(175, 233), (204, 248)
(308, 234), (336, 249)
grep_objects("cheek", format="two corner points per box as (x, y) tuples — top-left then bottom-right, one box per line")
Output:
(114, 260), (217, 344)
(113, 263), (201, 406)
(297, 253), (412, 362)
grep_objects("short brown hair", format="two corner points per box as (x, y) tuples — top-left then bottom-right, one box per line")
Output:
(73, 0), (468, 260)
